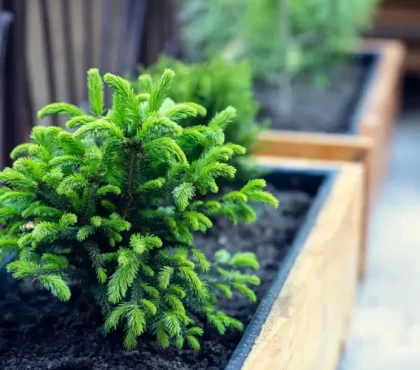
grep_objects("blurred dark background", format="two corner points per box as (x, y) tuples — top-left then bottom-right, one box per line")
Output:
(368, 0), (420, 111)
(0, 0), (179, 168)
(369, 0), (420, 75)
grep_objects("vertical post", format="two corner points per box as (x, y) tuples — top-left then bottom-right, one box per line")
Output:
(39, 0), (58, 126)
(60, 0), (78, 105)
(116, 0), (132, 75)
(164, 0), (181, 58)
(99, 0), (112, 106)
(0, 11), (13, 169)
(139, 0), (177, 67)
(128, 0), (147, 76)
(2, 0), (33, 167)
(83, 0), (94, 101)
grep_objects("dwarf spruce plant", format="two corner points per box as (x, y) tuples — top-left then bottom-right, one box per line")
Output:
(0, 69), (278, 350)
(137, 56), (266, 181)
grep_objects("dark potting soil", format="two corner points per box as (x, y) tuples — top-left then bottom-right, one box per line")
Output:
(0, 185), (313, 370)
(254, 61), (368, 133)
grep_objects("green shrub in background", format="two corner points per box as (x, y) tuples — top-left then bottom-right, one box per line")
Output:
(179, 0), (379, 80)
(177, 1), (247, 65)
(289, 0), (379, 74)
(137, 56), (267, 181)
(0, 69), (278, 350)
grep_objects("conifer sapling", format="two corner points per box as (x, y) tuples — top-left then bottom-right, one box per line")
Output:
(0, 69), (278, 350)
(137, 56), (268, 182)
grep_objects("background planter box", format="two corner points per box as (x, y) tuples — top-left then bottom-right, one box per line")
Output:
(227, 159), (364, 370)
(254, 40), (404, 277)
(255, 39), (405, 209)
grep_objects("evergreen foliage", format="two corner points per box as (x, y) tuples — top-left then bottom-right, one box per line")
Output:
(0, 69), (278, 350)
(179, 0), (379, 79)
(136, 56), (266, 181)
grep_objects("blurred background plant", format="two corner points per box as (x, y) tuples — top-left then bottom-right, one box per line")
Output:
(177, 0), (379, 121)
(136, 56), (267, 182)
(179, 0), (379, 80)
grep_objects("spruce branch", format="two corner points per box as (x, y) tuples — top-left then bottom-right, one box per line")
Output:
(87, 68), (105, 116)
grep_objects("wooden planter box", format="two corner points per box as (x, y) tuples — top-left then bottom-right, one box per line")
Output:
(255, 40), (404, 277)
(0, 159), (363, 369)
(225, 158), (364, 370)
(255, 39), (405, 209)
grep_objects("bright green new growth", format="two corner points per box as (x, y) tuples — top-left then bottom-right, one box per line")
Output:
(0, 69), (278, 350)
(136, 56), (266, 181)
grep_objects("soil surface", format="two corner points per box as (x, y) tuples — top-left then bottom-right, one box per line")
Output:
(255, 61), (368, 133)
(0, 185), (313, 370)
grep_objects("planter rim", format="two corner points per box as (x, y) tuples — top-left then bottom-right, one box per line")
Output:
(225, 166), (337, 370)
(347, 49), (382, 135)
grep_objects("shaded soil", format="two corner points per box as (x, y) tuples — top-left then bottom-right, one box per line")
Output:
(0, 186), (313, 370)
(255, 61), (368, 133)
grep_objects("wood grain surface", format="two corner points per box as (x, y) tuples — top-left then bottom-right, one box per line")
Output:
(243, 159), (364, 370)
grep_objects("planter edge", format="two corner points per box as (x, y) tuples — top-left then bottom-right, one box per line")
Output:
(226, 160), (363, 370)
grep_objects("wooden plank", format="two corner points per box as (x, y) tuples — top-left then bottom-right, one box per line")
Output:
(242, 161), (364, 370)
(406, 48), (420, 72)
(99, 0), (112, 105)
(115, 0), (131, 75)
(375, 8), (420, 26)
(99, 0), (112, 74)
(38, 0), (58, 126)
(382, 0), (420, 7)
(83, 0), (94, 101)
(371, 1), (420, 72)
(128, 0), (147, 75)
(255, 130), (372, 161)
(60, 0), (77, 104)
(255, 156), (363, 171)
(360, 39), (405, 201)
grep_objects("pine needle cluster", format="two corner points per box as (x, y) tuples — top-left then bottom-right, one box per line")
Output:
(0, 69), (278, 350)
(137, 56), (267, 181)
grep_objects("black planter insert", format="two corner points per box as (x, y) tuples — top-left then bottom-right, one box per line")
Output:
(0, 168), (336, 370)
